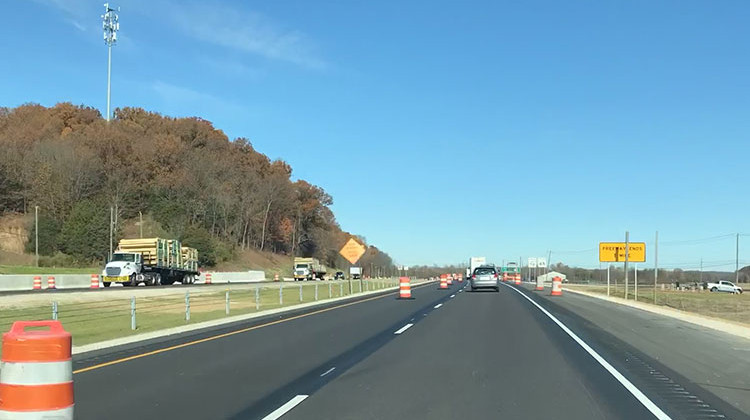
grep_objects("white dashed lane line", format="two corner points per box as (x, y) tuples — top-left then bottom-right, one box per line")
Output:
(393, 323), (414, 335)
(262, 395), (308, 420)
(319, 367), (336, 377)
(434, 303), (443, 309)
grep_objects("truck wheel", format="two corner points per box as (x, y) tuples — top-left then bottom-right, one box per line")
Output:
(710, 287), (718, 292)
(103, 282), (111, 288)
(129, 274), (139, 287)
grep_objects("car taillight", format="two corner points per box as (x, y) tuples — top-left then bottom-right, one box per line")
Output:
(493, 273), (498, 279)
(472, 275), (476, 279)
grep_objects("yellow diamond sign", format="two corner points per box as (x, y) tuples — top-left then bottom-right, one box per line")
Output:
(339, 238), (366, 265)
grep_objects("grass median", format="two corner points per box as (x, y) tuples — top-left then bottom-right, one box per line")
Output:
(566, 284), (750, 325)
(0, 278), (400, 356)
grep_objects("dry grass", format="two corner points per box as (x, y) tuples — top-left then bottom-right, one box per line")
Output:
(567, 284), (750, 325)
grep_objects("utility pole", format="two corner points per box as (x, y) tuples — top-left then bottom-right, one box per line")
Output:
(109, 206), (113, 261)
(700, 258), (703, 283)
(736, 233), (740, 283)
(654, 231), (658, 303)
(624, 231), (629, 300)
(34, 206), (39, 267)
(102, 3), (120, 122)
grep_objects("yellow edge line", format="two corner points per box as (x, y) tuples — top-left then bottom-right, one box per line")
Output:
(73, 283), (430, 374)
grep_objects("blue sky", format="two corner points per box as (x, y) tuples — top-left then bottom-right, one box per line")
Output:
(2, 0), (750, 269)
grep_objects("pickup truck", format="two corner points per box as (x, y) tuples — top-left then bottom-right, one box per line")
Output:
(705, 280), (743, 294)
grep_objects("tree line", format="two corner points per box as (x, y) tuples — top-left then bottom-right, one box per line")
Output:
(0, 103), (394, 269)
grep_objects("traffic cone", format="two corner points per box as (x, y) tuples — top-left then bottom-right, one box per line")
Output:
(47, 276), (56, 290)
(514, 273), (521, 285)
(0, 321), (74, 419)
(551, 276), (562, 296)
(399, 277), (412, 299)
(439, 276), (448, 289)
(90, 274), (100, 289)
(205, 273), (212, 284)
(32, 276), (42, 290)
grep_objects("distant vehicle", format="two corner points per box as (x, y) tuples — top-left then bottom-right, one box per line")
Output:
(350, 267), (362, 279)
(705, 280), (743, 294)
(294, 257), (327, 281)
(102, 238), (199, 287)
(470, 265), (500, 292)
(469, 257), (486, 277)
(334, 271), (345, 280)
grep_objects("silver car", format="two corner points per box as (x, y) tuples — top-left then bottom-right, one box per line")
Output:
(471, 266), (500, 292)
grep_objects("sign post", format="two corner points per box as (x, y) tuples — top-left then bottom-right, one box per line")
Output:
(528, 258), (537, 283)
(339, 238), (366, 295)
(600, 239), (646, 299)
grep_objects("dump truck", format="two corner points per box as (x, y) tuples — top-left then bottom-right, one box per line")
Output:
(101, 238), (200, 287)
(293, 257), (327, 281)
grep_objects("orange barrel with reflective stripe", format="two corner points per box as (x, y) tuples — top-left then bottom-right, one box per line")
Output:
(47, 276), (56, 290)
(0, 321), (73, 419)
(514, 273), (521, 285)
(32, 276), (42, 290)
(205, 273), (212, 284)
(551, 276), (563, 296)
(90, 274), (100, 289)
(399, 277), (412, 299)
(439, 276), (448, 289)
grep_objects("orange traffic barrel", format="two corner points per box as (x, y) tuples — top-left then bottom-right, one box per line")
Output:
(0, 321), (74, 419)
(32, 276), (42, 290)
(399, 277), (412, 299)
(551, 276), (563, 296)
(514, 273), (521, 285)
(47, 276), (56, 290)
(447, 274), (453, 286)
(90, 274), (100, 289)
(205, 273), (212, 284)
(439, 276), (448, 289)
(274, 273), (279, 282)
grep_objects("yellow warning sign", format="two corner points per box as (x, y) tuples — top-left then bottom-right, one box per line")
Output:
(599, 242), (646, 263)
(339, 238), (366, 264)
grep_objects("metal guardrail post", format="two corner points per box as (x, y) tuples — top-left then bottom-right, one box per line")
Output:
(255, 287), (260, 310)
(131, 296), (136, 330)
(225, 290), (230, 315)
(299, 284), (303, 302)
(340, 282), (344, 297)
(315, 284), (318, 301)
(279, 284), (283, 305)
(329, 282), (332, 298)
(185, 291), (190, 322)
(52, 301), (58, 320)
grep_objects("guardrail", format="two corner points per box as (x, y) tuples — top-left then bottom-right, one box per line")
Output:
(0, 278), (403, 354)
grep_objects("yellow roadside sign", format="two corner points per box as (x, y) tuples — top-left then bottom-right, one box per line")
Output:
(339, 238), (366, 264)
(599, 242), (646, 262)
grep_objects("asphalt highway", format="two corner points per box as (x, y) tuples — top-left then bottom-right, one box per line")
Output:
(71, 280), (747, 419)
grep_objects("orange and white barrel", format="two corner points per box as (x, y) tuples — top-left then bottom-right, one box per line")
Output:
(90, 274), (100, 289)
(47, 276), (56, 290)
(399, 277), (412, 299)
(0, 320), (74, 419)
(274, 273), (279, 282)
(514, 273), (521, 285)
(205, 273), (212, 284)
(551, 276), (562, 296)
(439, 275), (448, 289)
(32, 276), (42, 290)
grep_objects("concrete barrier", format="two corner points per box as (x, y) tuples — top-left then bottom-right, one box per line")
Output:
(0, 274), (94, 291)
(199, 271), (266, 284)
(1, 270), (267, 291)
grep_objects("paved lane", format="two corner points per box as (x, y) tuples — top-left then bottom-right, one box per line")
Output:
(287, 284), (655, 420)
(73, 281), (448, 420)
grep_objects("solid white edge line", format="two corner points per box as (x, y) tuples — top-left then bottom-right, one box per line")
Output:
(393, 323), (414, 335)
(262, 395), (309, 420)
(320, 367), (336, 377)
(503, 284), (672, 420)
(434, 303), (443, 309)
